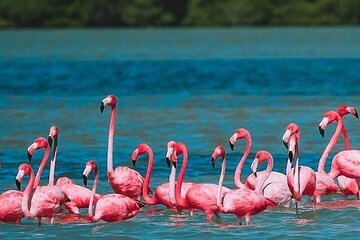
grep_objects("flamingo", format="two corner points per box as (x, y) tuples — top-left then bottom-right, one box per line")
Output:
(282, 123), (316, 215)
(168, 141), (230, 222)
(18, 137), (69, 225)
(315, 111), (343, 202)
(0, 189), (23, 224)
(335, 105), (359, 198)
(100, 95), (145, 199)
(229, 129), (291, 205)
(82, 160), (145, 223)
(319, 112), (360, 198)
(214, 148), (275, 225)
(46, 125), (101, 214)
(130, 143), (177, 209)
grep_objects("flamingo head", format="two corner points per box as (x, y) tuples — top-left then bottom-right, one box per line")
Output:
(82, 160), (97, 187)
(282, 123), (300, 149)
(211, 145), (225, 168)
(337, 105), (359, 119)
(15, 163), (32, 191)
(165, 140), (177, 168)
(319, 111), (341, 138)
(252, 151), (272, 177)
(100, 95), (117, 113)
(131, 143), (150, 167)
(27, 137), (49, 162)
(287, 135), (297, 163)
(229, 128), (250, 151)
(48, 125), (58, 148)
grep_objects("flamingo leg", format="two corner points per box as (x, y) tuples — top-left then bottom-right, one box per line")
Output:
(37, 217), (42, 226)
(295, 202), (299, 218)
(50, 217), (54, 225)
(245, 214), (251, 225)
(189, 209), (194, 216)
(237, 216), (242, 225)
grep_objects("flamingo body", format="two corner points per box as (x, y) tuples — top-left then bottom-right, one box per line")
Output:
(0, 190), (23, 223)
(108, 167), (144, 199)
(287, 166), (316, 201)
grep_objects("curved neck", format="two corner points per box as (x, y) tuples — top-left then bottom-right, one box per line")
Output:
(22, 169), (35, 217)
(142, 146), (157, 204)
(34, 144), (50, 188)
(49, 137), (58, 186)
(342, 126), (351, 150)
(318, 117), (343, 173)
(217, 156), (226, 207)
(234, 134), (251, 188)
(175, 143), (188, 208)
(255, 154), (273, 193)
(89, 168), (99, 222)
(107, 107), (116, 173)
(169, 165), (177, 206)
(293, 156), (300, 195)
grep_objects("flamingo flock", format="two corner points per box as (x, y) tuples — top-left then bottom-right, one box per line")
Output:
(1, 94), (359, 226)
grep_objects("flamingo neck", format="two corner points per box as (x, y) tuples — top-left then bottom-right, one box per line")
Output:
(89, 168), (99, 222)
(142, 145), (157, 205)
(107, 107), (116, 173)
(255, 154), (273, 193)
(217, 156), (226, 208)
(169, 165), (177, 206)
(342, 126), (351, 150)
(22, 169), (35, 218)
(49, 137), (58, 186)
(175, 143), (188, 208)
(293, 156), (301, 196)
(318, 117), (343, 173)
(34, 143), (50, 188)
(234, 134), (251, 188)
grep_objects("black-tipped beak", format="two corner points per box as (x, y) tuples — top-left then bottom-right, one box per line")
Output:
(211, 157), (215, 168)
(254, 172), (257, 177)
(48, 136), (53, 148)
(283, 140), (288, 149)
(172, 161), (177, 168)
(83, 175), (88, 187)
(355, 110), (359, 119)
(15, 179), (21, 191)
(229, 141), (234, 151)
(100, 102), (105, 113)
(166, 157), (171, 168)
(132, 160), (136, 167)
(319, 126), (325, 138)
(27, 151), (32, 162)
(288, 151), (294, 163)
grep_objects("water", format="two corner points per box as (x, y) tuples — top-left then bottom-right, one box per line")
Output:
(1, 28), (360, 239)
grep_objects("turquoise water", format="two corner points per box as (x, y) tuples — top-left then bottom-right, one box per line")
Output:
(1, 28), (360, 239)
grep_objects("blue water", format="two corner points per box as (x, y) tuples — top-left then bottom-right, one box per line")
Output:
(1, 28), (360, 239)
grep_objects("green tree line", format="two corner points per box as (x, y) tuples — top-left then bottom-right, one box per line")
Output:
(0, 0), (359, 28)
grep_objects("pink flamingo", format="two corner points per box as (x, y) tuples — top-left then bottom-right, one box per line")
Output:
(0, 189), (23, 224)
(319, 112), (360, 197)
(18, 137), (69, 225)
(168, 141), (230, 222)
(230, 129), (291, 205)
(130, 143), (176, 209)
(315, 111), (343, 202)
(335, 105), (359, 198)
(214, 148), (275, 225)
(282, 123), (316, 215)
(82, 160), (145, 222)
(100, 95), (145, 199)
(47, 125), (101, 214)
(165, 141), (194, 209)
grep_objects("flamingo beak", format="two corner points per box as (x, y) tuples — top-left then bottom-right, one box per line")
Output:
(229, 141), (234, 151)
(82, 175), (88, 187)
(288, 151), (294, 163)
(48, 136), (53, 148)
(27, 151), (32, 162)
(319, 126), (325, 138)
(283, 140), (288, 149)
(166, 157), (171, 168)
(172, 161), (177, 168)
(354, 110), (359, 119)
(132, 160), (136, 167)
(211, 157), (215, 168)
(15, 179), (21, 191)
(100, 102), (105, 113)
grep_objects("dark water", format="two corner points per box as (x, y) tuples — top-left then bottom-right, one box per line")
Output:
(1, 28), (360, 239)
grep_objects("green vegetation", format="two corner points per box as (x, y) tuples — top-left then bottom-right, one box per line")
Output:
(0, 0), (359, 28)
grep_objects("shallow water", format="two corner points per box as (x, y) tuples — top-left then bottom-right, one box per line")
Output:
(1, 28), (360, 239)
